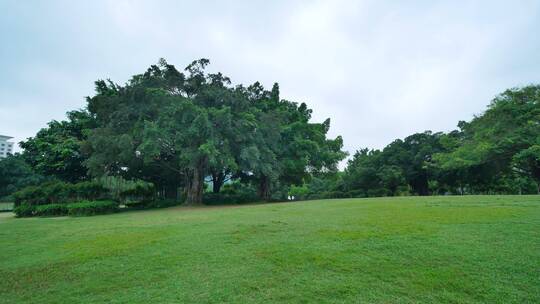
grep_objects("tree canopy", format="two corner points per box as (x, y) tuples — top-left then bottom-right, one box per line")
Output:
(23, 58), (347, 204)
(334, 85), (540, 197)
(6, 61), (539, 204)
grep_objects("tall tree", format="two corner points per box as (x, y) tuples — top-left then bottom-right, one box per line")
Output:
(81, 58), (346, 204)
(84, 61), (187, 199)
(240, 82), (347, 200)
(434, 85), (540, 194)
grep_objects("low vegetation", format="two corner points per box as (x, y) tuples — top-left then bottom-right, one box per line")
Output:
(1, 196), (538, 303)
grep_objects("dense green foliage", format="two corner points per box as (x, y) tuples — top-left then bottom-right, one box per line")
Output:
(20, 110), (97, 182)
(12, 180), (109, 207)
(34, 203), (68, 217)
(14, 200), (119, 217)
(66, 200), (118, 216)
(434, 86), (540, 194)
(12, 203), (34, 217)
(0, 154), (45, 200)
(299, 85), (540, 198)
(338, 131), (452, 197)
(10, 177), (156, 217)
(2, 59), (538, 205)
(8, 58), (345, 205)
(1, 196), (538, 303)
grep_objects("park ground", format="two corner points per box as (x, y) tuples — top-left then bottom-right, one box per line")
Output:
(0, 195), (539, 303)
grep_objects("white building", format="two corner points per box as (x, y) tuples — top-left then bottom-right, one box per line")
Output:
(0, 135), (14, 158)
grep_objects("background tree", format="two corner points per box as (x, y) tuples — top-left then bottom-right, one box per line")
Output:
(0, 154), (46, 199)
(434, 85), (540, 194)
(241, 83), (347, 200)
(343, 131), (446, 197)
(512, 145), (540, 193)
(20, 110), (96, 182)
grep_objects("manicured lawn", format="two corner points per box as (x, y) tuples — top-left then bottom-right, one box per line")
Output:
(0, 196), (539, 303)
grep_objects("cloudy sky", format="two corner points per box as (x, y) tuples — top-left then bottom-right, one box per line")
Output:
(1, 0), (539, 156)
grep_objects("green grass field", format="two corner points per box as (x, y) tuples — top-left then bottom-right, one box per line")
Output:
(1, 196), (539, 303)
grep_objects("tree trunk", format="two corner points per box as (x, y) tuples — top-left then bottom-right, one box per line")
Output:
(212, 171), (226, 193)
(258, 176), (270, 201)
(186, 165), (204, 205)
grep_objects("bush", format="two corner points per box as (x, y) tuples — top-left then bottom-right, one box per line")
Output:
(34, 204), (68, 217)
(14, 204), (35, 217)
(289, 185), (309, 200)
(12, 180), (115, 208)
(12, 185), (44, 206)
(67, 200), (119, 216)
(12, 181), (73, 206)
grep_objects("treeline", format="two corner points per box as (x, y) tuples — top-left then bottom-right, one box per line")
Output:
(293, 85), (540, 199)
(0, 60), (538, 208)
(2, 59), (346, 205)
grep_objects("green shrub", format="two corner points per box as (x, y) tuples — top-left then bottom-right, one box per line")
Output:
(14, 204), (35, 217)
(289, 185), (309, 200)
(34, 204), (68, 217)
(67, 200), (119, 216)
(12, 181), (73, 206)
(12, 180), (115, 208)
(12, 185), (44, 206)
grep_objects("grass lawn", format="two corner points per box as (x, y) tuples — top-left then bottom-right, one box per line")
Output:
(0, 195), (539, 303)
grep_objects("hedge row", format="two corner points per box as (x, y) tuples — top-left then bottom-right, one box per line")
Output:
(67, 200), (118, 216)
(14, 200), (118, 218)
(12, 181), (109, 206)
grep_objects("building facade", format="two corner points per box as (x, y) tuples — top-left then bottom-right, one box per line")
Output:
(0, 135), (14, 158)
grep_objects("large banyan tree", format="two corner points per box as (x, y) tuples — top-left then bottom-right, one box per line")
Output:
(83, 59), (346, 204)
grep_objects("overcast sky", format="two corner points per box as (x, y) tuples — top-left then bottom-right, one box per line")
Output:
(1, 0), (539, 156)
